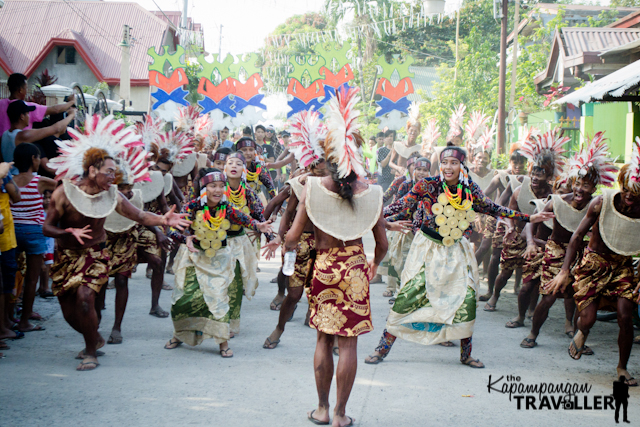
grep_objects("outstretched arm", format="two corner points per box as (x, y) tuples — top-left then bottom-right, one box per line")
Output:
(116, 194), (190, 231)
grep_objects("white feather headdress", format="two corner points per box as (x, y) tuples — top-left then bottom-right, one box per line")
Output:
(324, 86), (365, 179)
(471, 125), (496, 154)
(519, 128), (568, 177)
(153, 130), (195, 164)
(406, 102), (421, 130)
(289, 110), (326, 168)
(446, 104), (466, 141)
(117, 146), (152, 185)
(175, 105), (200, 132)
(630, 137), (640, 192)
(135, 116), (164, 152)
(568, 132), (618, 187)
(50, 114), (142, 181)
(465, 111), (490, 145)
(421, 118), (441, 154)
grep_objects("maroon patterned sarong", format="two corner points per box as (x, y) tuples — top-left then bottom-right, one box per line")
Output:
(51, 244), (110, 296)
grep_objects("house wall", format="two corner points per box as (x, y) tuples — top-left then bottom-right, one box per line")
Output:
(111, 85), (150, 112)
(592, 103), (629, 161)
(28, 48), (99, 89)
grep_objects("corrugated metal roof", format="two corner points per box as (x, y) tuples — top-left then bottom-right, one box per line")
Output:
(554, 59), (640, 105)
(0, 0), (172, 83)
(408, 66), (439, 100)
(561, 27), (640, 58)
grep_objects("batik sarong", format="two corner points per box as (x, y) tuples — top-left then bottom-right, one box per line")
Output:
(491, 220), (507, 249)
(171, 245), (234, 346)
(51, 244), (110, 296)
(484, 216), (497, 240)
(281, 232), (315, 288)
(226, 233), (258, 333)
(572, 248), (636, 312)
(499, 232), (527, 270)
(539, 240), (570, 297)
(386, 231), (478, 346)
(388, 230), (414, 278)
(309, 245), (373, 337)
(106, 231), (137, 277)
(132, 224), (161, 257)
(522, 245), (544, 283)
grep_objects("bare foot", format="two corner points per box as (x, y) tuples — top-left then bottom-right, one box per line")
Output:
(307, 407), (330, 425)
(76, 356), (99, 371)
(332, 413), (354, 427)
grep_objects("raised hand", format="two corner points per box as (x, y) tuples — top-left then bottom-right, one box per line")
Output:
(261, 236), (281, 260)
(65, 225), (92, 245)
(387, 220), (412, 234)
(257, 220), (274, 234)
(186, 235), (199, 253)
(162, 205), (191, 231)
(530, 212), (555, 224)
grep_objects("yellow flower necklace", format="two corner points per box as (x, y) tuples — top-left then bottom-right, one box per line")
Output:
(225, 182), (246, 208)
(442, 182), (473, 211)
(245, 165), (262, 182)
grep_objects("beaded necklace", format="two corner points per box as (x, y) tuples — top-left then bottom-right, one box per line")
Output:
(225, 182), (247, 208)
(442, 181), (473, 211)
(245, 164), (262, 182)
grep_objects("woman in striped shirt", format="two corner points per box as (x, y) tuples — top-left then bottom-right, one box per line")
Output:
(11, 143), (56, 333)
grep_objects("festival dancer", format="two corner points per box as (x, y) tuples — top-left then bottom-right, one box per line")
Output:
(284, 87), (388, 426)
(44, 115), (190, 371)
(430, 104), (465, 176)
(164, 169), (272, 357)
(545, 139), (640, 386)
(172, 106), (201, 201)
(261, 109), (328, 349)
(519, 133), (617, 346)
(388, 103), (422, 174)
(364, 145), (553, 368)
(223, 152), (271, 336)
(483, 129), (566, 312)
(476, 141), (528, 301)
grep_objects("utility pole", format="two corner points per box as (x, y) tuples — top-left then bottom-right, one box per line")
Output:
(508, 0), (520, 123)
(119, 24), (131, 108)
(454, 9), (460, 83)
(182, 0), (188, 29)
(219, 25), (223, 57)
(497, 0), (509, 155)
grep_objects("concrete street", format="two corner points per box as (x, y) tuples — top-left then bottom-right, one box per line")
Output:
(2, 230), (638, 426)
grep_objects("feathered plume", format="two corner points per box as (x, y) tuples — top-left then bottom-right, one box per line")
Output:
(135, 116), (164, 152)
(446, 104), (466, 140)
(519, 128), (568, 177)
(193, 114), (213, 151)
(517, 125), (539, 145)
(421, 118), (441, 154)
(471, 125), (496, 154)
(289, 110), (326, 168)
(465, 111), (490, 145)
(50, 114), (142, 181)
(175, 105), (200, 132)
(324, 86), (365, 179)
(568, 132), (618, 187)
(117, 146), (152, 185)
(627, 137), (640, 192)
(406, 102), (422, 130)
(153, 130), (195, 164)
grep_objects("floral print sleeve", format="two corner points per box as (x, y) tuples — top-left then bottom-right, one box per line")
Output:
(470, 181), (529, 222)
(226, 203), (258, 231)
(245, 187), (267, 222)
(383, 176), (406, 203)
(258, 167), (277, 199)
(383, 177), (431, 218)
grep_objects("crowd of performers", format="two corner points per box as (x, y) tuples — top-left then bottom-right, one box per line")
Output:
(6, 81), (640, 425)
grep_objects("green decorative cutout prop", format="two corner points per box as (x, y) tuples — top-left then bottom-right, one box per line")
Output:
(196, 53), (236, 82)
(147, 45), (185, 74)
(315, 43), (351, 72)
(288, 55), (326, 84)
(376, 55), (415, 81)
(229, 53), (261, 78)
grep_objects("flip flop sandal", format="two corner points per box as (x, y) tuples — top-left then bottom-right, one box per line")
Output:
(505, 320), (525, 328)
(565, 331), (575, 339)
(624, 377), (638, 387)
(307, 409), (330, 425)
(107, 331), (123, 345)
(382, 290), (393, 297)
(270, 300), (283, 311)
(161, 283), (173, 291)
(462, 358), (485, 369)
(364, 355), (384, 365)
(20, 325), (45, 332)
(333, 346), (340, 357)
(38, 291), (54, 299)
(29, 312), (43, 321)
(439, 341), (455, 347)
(568, 338), (585, 360)
(5, 331), (25, 340)
(520, 338), (537, 348)
(388, 297), (396, 305)
(270, 277), (278, 283)
(582, 346), (594, 356)
(164, 338), (182, 350)
(263, 337), (280, 349)
(220, 348), (233, 358)
(76, 360), (99, 371)
(149, 307), (169, 318)
(75, 350), (105, 360)
(483, 303), (497, 312)
(478, 294), (491, 302)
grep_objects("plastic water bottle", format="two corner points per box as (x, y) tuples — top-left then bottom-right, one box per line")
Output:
(282, 250), (297, 276)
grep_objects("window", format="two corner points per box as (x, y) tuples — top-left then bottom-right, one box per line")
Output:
(56, 46), (76, 64)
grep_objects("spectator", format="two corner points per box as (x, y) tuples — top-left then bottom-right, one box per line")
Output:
(376, 130), (395, 192)
(38, 189), (54, 298)
(0, 73), (75, 136)
(0, 161), (20, 341)
(10, 143), (57, 333)
(219, 127), (234, 149)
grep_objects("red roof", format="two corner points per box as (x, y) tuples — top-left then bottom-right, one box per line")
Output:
(152, 11), (202, 32)
(0, 0), (174, 86)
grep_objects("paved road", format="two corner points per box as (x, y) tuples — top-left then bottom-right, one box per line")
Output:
(2, 230), (638, 426)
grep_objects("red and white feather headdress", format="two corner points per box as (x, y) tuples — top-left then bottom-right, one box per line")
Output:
(421, 118), (441, 154)
(568, 132), (618, 187)
(175, 105), (200, 132)
(519, 128), (568, 177)
(406, 102), (421, 130)
(153, 130), (195, 164)
(194, 114), (212, 141)
(465, 111), (490, 145)
(324, 86), (365, 179)
(135, 116), (164, 152)
(50, 114), (142, 181)
(471, 125), (496, 154)
(627, 137), (640, 192)
(446, 104), (466, 141)
(117, 146), (152, 185)
(289, 110), (326, 168)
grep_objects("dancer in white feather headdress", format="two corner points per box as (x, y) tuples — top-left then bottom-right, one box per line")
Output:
(282, 86), (389, 426)
(43, 114), (190, 372)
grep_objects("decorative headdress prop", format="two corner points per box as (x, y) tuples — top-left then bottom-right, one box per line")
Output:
(324, 86), (365, 179)
(289, 109), (327, 168)
(175, 105), (201, 133)
(568, 132), (618, 187)
(422, 118), (441, 154)
(135, 116), (164, 153)
(153, 130), (195, 166)
(117, 146), (152, 185)
(194, 114), (213, 151)
(406, 102), (422, 132)
(440, 146), (467, 164)
(470, 125), (496, 156)
(199, 171), (226, 206)
(51, 114), (142, 181)
(628, 137), (640, 193)
(519, 129), (567, 178)
(212, 150), (229, 164)
(464, 111), (490, 146)
(446, 104), (466, 141)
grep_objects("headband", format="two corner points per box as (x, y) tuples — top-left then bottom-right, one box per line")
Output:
(440, 147), (466, 163)
(406, 157), (417, 168)
(200, 171), (225, 187)
(235, 137), (256, 150)
(228, 152), (246, 165)
(212, 152), (228, 163)
(415, 157), (431, 170)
